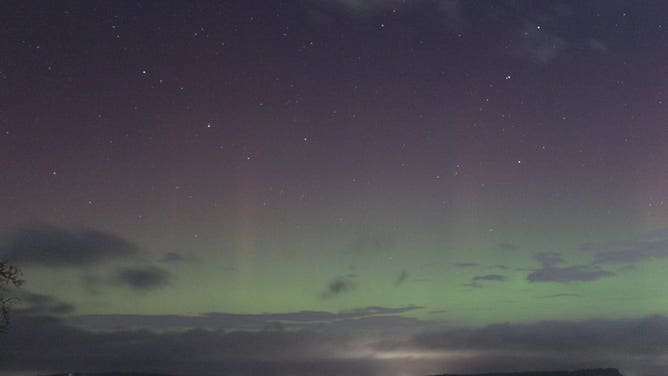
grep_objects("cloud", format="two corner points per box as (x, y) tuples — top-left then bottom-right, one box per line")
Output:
(309, 0), (418, 14)
(0, 223), (138, 267)
(322, 275), (356, 298)
(515, 23), (569, 63)
(14, 290), (75, 316)
(306, 1), (614, 65)
(526, 252), (614, 283)
(579, 240), (630, 253)
(72, 305), (425, 331)
(1, 290), (73, 333)
(577, 227), (668, 270)
(340, 305), (422, 318)
(309, 0), (462, 25)
(534, 252), (564, 268)
(492, 264), (511, 270)
(591, 239), (668, 265)
(496, 243), (518, 251)
(537, 293), (582, 299)
(593, 249), (661, 264)
(114, 266), (171, 290)
(461, 274), (507, 288)
(453, 262), (479, 268)
(580, 235), (668, 265)
(472, 274), (507, 282)
(644, 228), (668, 240)
(486, 1), (577, 63)
(323, 0), (391, 11)
(588, 38), (608, 52)
(73, 305), (424, 331)
(161, 251), (187, 262)
(394, 269), (408, 286)
(347, 231), (396, 254)
(527, 265), (614, 283)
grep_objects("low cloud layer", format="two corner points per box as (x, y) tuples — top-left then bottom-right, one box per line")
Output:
(72, 305), (425, 331)
(3, 304), (668, 376)
(413, 315), (668, 355)
(0, 296), (433, 375)
(0, 224), (138, 267)
(407, 316), (668, 375)
(2, 314), (373, 376)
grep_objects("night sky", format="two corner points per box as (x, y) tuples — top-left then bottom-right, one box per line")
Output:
(2, 1), (668, 375)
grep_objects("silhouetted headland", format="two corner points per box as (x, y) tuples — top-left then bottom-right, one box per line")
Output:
(432, 369), (623, 376)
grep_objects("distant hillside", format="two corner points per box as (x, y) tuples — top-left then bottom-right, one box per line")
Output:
(432, 369), (623, 376)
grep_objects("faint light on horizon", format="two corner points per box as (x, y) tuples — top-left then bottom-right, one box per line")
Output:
(371, 349), (452, 360)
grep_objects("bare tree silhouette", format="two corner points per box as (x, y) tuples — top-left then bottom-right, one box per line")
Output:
(0, 260), (23, 332)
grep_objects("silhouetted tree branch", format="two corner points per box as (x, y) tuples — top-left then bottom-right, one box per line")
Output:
(0, 260), (23, 333)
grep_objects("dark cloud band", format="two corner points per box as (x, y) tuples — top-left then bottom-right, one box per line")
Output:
(0, 224), (138, 267)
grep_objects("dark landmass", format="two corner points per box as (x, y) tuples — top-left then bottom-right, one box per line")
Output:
(39, 368), (622, 376)
(432, 369), (623, 376)
(40, 373), (178, 376)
